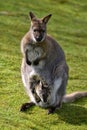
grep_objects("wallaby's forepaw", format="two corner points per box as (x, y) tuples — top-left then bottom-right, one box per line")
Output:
(20, 102), (35, 112)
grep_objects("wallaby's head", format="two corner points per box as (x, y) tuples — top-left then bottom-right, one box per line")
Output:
(29, 12), (52, 43)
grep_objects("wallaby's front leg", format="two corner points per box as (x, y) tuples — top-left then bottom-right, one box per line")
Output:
(20, 102), (35, 112)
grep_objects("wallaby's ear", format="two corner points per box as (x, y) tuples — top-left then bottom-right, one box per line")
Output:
(29, 12), (36, 20)
(42, 14), (52, 24)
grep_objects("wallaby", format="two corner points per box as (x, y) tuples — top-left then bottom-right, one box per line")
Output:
(20, 12), (87, 114)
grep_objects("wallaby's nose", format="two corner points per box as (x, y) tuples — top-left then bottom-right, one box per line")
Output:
(36, 36), (42, 42)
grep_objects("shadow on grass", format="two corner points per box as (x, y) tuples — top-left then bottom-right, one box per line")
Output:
(56, 103), (87, 125)
(20, 100), (87, 126)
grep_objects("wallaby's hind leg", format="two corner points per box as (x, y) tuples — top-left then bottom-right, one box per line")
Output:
(20, 102), (35, 112)
(47, 101), (62, 114)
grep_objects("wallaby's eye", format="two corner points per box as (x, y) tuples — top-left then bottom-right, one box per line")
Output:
(33, 29), (39, 32)
(33, 29), (38, 32)
(42, 30), (45, 33)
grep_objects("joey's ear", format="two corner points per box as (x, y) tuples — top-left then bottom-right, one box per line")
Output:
(42, 14), (52, 24)
(29, 12), (36, 20)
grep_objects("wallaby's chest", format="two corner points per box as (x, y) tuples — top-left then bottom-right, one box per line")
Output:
(27, 45), (44, 61)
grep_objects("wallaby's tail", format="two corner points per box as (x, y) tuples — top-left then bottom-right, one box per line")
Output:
(62, 91), (87, 103)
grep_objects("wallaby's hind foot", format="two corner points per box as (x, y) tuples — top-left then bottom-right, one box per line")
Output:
(20, 102), (35, 112)
(47, 102), (62, 114)
(48, 107), (56, 114)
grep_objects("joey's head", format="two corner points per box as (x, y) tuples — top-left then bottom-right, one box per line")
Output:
(29, 12), (52, 43)
(35, 81), (50, 103)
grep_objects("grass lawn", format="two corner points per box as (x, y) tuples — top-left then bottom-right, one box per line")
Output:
(0, 0), (87, 130)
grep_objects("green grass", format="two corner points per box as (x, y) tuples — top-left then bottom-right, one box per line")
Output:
(0, 0), (87, 130)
